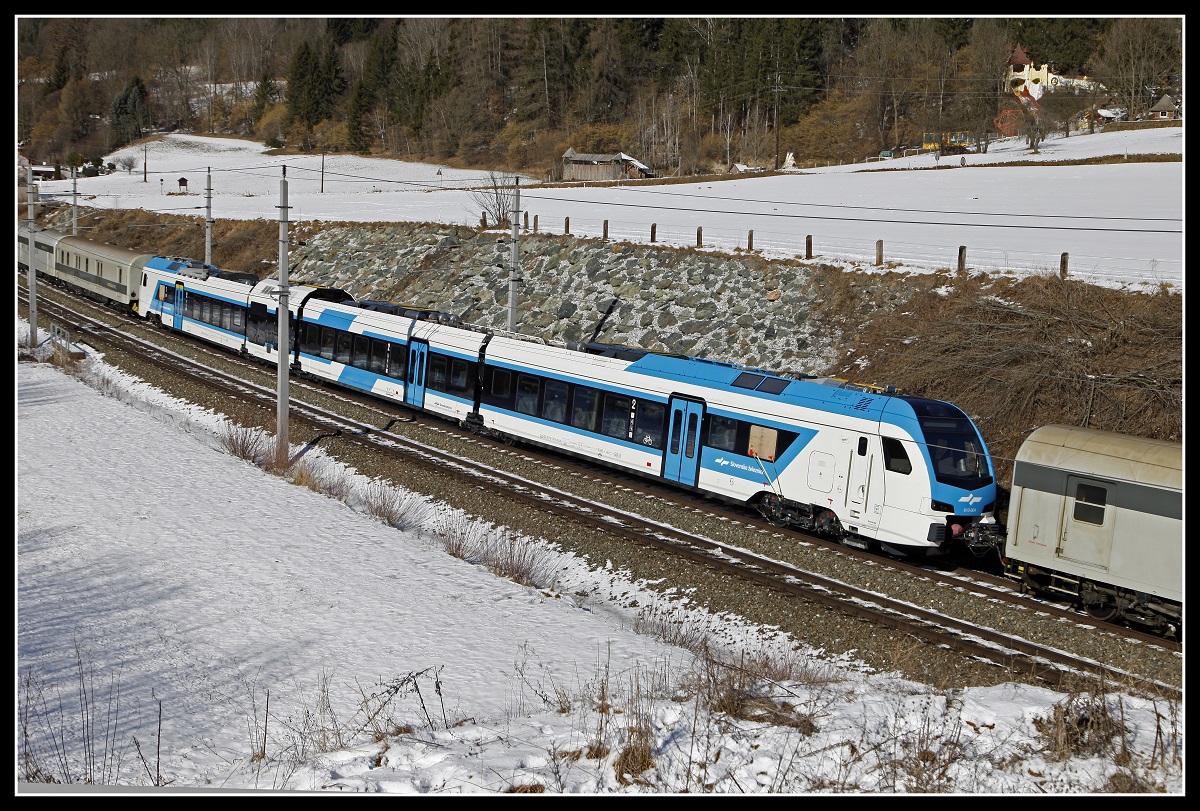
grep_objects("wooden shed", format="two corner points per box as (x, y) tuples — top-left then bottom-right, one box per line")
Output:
(562, 149), (654, 181)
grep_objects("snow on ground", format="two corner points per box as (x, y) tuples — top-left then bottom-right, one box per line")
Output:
(16, 324), (1185, 795)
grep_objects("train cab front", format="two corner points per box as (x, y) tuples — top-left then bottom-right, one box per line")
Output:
(910, 398), (1002, 556)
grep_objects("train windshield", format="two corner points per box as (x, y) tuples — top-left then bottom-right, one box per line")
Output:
(908, 398), (993, 489)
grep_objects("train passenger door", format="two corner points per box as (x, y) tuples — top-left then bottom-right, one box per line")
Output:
(663, 397), (704, 486)
(846, 435), (880, 528)
(173, 282), (185, 331)
(1056, 476), (1116, 571)
(405, 340), (429, 409)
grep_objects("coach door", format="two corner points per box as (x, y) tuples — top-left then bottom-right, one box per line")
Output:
(173, 282), (185, 331)
(405, 340), (429, 409)
(846, 435), (880, 529)
(663, 397), (705, 486)
(1057, 476), (1116, 571)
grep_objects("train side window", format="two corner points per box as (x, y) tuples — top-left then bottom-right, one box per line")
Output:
(387, 342), (406, 379)
(881, 437), (912, 474)
(428, 355), (448, 390)
(320, 327), (336, 360)
(515, 375), (541, 415)
(200, 297), (212, 324)
(634, 401), (665, 448)
(490, 368), (512, 398)
(450, 359), (474, 396)
(352, 334), (371, 368)
(684, 413), (699, 458)
(300, 321), (318, 355)
(232, 306), (245, 333)
(335, 332), (353, 364)
(369, 339), (387, 374)
(572, 386), (600, 432)
(707, 415), (738, 452)
(542, 380), (568, 423)
(1073, 482), (1108, 525)
(669, 410), (683, 454)
(601, 393), (632, 439)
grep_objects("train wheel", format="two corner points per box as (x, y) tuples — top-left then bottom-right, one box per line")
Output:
(1084, 599), (1119, 623)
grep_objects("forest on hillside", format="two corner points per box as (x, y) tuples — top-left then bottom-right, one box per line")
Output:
(16, 17), (1182, 178)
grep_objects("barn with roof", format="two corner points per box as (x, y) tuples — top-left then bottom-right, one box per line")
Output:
(561, 148), (655, 181)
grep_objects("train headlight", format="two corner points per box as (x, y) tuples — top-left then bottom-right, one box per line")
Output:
(930, 500), (954, 512)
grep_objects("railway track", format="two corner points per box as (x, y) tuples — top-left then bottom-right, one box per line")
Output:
(18, 284), (1182, 701)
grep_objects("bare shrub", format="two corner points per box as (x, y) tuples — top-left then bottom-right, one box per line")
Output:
(480, 529), (556, 587)
(631, 600), (715, 652)
(613, 668), (656, 786)
(17, 638), (144, 786)
(361, 480), (436, 531)
(219, 423), (272, 465)
(429, 511), (490, 561)
(1033, 687), (1128, 761)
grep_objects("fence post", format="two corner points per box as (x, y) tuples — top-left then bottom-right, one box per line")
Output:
(565, 216), (570, 235)
(696, 227), (703, 248)
(533, 214), (538, 233)
(481, 212), (487, 229)
(806, 235), (812, 260)
(603, 220), (609, 240)
(651, 223), (657, 243)
(747, 230), (754, 251)
(876, 240), (884, 266)
(957, 246), (967, 273)
(1060, 252), (1069, 279)
(523, 211), (529, 230)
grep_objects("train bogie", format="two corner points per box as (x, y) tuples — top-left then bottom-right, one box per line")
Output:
(1003, 425), (1181, 634)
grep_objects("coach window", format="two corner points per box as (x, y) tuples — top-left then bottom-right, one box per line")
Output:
(335, 332), (353, 364)
(572, 386), (600, 432)
(300, 322), (317, 355)
(369, 339), (387, 374)
(601, 393), (632, 439)
(232, 305), (245, 333)
(490, 368), (512, 398)
(881, 437), (912, 474)
(669, 411), (683, 454)
(1072, 483), (1108, 525)
(222, 302), (234, 331)
(633, 401), (665, 448)
(707, 415), (738, 452)
(320, 327), (336, 360)
(200, 297), (212, 324)
(516, 375), (540, 415)
(352, 334), (371, 368)
(426, 355), (448, 390)
(386, 342), (406, 379)
(450, 359), (473, 396)
(684, 413), (699, 458)
(542, 380), (568, 423)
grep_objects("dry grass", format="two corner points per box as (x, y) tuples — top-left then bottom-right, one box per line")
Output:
(821, 269), (1182, 498)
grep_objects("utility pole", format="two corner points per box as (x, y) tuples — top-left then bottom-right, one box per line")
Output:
(143, 144), (147, 183)
(205, 168), (213, 266)
(508, 177), (521, 333)
(275, 167), (291, 468)
(773, 71), (782, 171)
(26, 165), (38, 349)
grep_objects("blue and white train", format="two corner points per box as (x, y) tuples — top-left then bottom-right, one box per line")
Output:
(20, 223), (1002, 557)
